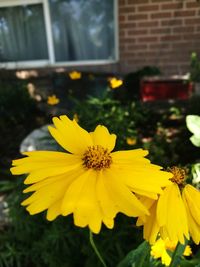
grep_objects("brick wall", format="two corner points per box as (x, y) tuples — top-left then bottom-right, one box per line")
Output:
(118, 0), (200, 75)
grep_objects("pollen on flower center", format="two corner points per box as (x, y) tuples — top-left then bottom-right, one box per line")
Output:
(82, 145), (112, 171)
(169, 166), (186, 185)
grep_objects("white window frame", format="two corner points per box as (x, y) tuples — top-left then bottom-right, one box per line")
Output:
(0, 0), (119, 69)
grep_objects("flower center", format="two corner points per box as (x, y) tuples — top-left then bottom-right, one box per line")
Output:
(82, 145), (112, 171)
(169, 166), (186, 185)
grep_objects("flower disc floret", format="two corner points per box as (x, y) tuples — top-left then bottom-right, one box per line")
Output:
(82, 145), (112, 171)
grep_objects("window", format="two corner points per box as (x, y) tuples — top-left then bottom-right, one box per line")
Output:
(0, 0), (118, 69)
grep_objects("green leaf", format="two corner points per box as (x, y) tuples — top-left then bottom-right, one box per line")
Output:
(117, 241), (151, 267)
(169, 241), (187, 267)
(186, 115), (200, 136)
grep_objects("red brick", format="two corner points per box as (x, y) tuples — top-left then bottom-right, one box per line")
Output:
(126, 44), (148, 50)
(119, 7), (136, 13)
(138, 36), (158, 42)
(185, 18), (200, 25)
(138, 5), (159, 12)
(127, 29), (148, 35)
(161, 2), (183, 10)
(119, 30), (126, 37)
(161, 19), (183, 26)
(120, 22), (137, 29)
(174, 10), (196, 17)
(173, 26), (194, 33)
(182, 33), (200, 40)
(151, 12), (172, 19)
(118, 0), (126, 6)
(150, 28), (171, 34)
(160, 35), (183, 42)
(151, 0), (171, 2)
(149, 43), (171, 49)
(119, 15), (126, 22)
(186, 2), (200, 8)
(138, 21), (158, 27)
(127, 0), (149, 4)
(128, 14), (148, 20)
(120, 37), (136, 43)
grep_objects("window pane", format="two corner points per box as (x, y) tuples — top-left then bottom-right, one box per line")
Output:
(49, 0), (115, 62)
(0, 4), (48, 62)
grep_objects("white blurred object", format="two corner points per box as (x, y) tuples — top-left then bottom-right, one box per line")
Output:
(20, 125), (58, 152)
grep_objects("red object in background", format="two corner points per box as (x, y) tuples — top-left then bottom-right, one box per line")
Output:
(141, 78), (193, 101)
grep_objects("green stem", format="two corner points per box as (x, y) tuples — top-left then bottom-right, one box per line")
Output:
(89, 230), (108, 267)
(169, 240), (188, 267)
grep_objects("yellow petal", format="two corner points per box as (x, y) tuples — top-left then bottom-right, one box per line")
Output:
(90, 125), (116, 152)
(143, 201), (160, 244)
(103, 169), (149, 217)
(182, 186), (200, 244)
(112, 149), (149, 161)
(23, 167), (84, 193)
(73, 172), (102, 233)
(157, 184), (189, 244)
(61, 170), (92, 216)
(46, 199), (62, 221)
(110, 165), (171, 198)
(183, 184), (200, 225)
(96, 171), (118, 219)
(48, 115), (93, 154)
(23, 174), (74, 215)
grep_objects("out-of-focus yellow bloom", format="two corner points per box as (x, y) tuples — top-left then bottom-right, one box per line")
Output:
(69, 71), (82, 80)
(126, 137), (137, 146)
(11, 115), (172, 234)
(47, 95), (60, 105)
(109, 77), (123, 89)
(137, 166), (200, 245)
(73, 113), (79, 123)
(151, 238), (192, 266)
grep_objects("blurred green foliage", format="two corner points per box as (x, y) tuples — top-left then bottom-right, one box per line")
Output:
(1, 71), (200, 267)
(0, 79), (41, 177)
(190, 52), (200, 83)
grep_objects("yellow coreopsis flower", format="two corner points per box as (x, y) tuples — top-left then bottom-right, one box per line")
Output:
(109, 77), (123, 89)
(47, 95), (60, 105)
(73, 113), (79, 123)
(126, 137), (137, 146)
(151, 237), (192, 266)
(137, 166), (200, 245)
(11, 115), (172, 233)
(69, 71), (82, 80)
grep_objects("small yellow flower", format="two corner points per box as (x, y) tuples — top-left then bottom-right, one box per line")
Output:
(69, 71), (82, 80)
(126, 137), (137, 146)
(11, 115), (172, 233)
(73, 113), (79, 123)
(151, 238), (192, 266)
(109, 77), (123, 89)
(137, 166), (200, 245)
(47, 95), (60, 105)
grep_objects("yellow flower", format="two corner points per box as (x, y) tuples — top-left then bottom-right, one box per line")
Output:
(109, 77), (123, 89)
(47, 95), (60, 105)
(11, 115), (172, 233)
(73, 113), (79, 123)
(151, 237), (192, 266)
(126, 137), (137, 146)
(137, 166), (200, 245)
(69, 71), (82, 80)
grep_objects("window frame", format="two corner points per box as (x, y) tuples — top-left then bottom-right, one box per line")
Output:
(0, 0), (119, 69)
